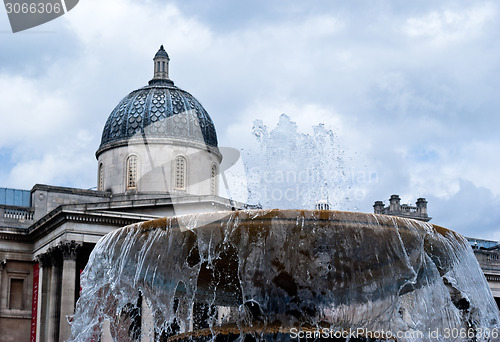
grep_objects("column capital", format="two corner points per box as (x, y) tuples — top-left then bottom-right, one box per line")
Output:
(47, 246), (63, 267)
(36, 252), (53, 268)
(60, 240), (82, 261)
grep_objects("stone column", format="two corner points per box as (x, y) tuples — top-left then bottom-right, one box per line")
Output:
(47, 247), (62, 342)
(0, 259), (4, 285)
(0, 261), (4, 309)
(59, 241), (81, 342)
(34, 262), (43, 342)
(36, 253), (52, 342)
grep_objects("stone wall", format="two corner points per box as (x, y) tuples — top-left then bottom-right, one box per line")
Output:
(0, 260), (33, 342)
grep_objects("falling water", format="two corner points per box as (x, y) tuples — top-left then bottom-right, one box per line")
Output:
(69, 209), (499, 341)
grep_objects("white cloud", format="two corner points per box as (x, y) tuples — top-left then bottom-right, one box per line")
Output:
(454, 141), (500, 195)
(429, 180), (500, 239)
(402, 139), (500, 200)
(6, 129), (96, 189)
(404, 3), (496, 45)
(64, 0), (213, 56)
(0, 74), (72, 147)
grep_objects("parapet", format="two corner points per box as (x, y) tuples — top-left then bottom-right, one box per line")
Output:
(373, 194), (431, 222)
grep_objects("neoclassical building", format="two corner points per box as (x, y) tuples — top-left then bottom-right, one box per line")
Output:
(0, 46), (241, 342)
(2, 47), (499, 342)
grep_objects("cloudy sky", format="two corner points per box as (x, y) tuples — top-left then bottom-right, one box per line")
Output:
(0, 0), (499, 240)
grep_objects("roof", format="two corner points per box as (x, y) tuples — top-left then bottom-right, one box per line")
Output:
(467, 237), (499, 250)
(97, 47), (218, 156)
(97, 83), (218, 155)
(154, 45), (169, 59)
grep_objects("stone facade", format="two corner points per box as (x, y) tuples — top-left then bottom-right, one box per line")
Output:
(0, 183), (245, 341)
(97, 140), (221, 196)
(0, 259), (33, 341)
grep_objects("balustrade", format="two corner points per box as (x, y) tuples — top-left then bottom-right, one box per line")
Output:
(0, 205), (34, 220)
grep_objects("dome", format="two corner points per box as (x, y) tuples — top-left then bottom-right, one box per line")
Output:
(97, 47), (218, 156)
(154, 45), (169, 59)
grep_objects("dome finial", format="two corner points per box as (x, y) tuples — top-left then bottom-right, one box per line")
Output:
(153, 45), (170, 81)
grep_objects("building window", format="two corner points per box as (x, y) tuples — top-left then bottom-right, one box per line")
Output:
(126, 155), (138, 190)
(98, 163), (104, 191)
(9, 278), (24, 310)
(211, 164), (217, 195)
(175, 156), (187, 190)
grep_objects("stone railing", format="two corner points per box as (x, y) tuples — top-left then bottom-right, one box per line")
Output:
(400, 204), (419, 214)
(485, 274), (500, 282)
(0, 205), (34, 221)
(381, 205), (420, 215)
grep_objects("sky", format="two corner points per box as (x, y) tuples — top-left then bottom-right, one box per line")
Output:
(0, 0), (499, 240)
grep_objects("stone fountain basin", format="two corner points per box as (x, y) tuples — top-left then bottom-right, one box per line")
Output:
(75, 209), (498, 339)
(131, 209), (457, 305)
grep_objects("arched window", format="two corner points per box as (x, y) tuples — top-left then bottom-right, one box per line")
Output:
(211, 164), (217, 195)
(98, 163), (104, 191)
(174, 156), (187, 190)
(126, 155), (138, 190)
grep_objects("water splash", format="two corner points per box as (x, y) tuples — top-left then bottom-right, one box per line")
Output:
(244, 114), (352, 210)
(69, 210), (499, 341)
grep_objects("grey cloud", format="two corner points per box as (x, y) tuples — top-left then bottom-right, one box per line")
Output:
(1, 0), (499, 238)
(429, 180), (500, 239)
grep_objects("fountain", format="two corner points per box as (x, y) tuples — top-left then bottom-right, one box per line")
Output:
(64, 46), (498, 340)
(69, 209), (499, 341)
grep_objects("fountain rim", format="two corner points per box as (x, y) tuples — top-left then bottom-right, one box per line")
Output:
(138, 208), (459, 240)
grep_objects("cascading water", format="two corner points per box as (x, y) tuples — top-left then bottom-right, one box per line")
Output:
(69, 209), (499, 341)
